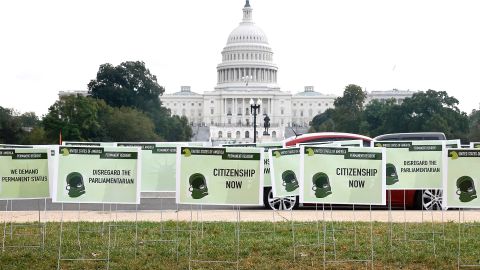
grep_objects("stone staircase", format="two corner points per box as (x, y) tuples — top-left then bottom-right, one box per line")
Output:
(191, 126), (210, 142)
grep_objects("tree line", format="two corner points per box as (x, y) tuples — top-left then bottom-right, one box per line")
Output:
(3, 64), (479, 145)
(0, 61), (192, 144)
(309, 84), (480, 143)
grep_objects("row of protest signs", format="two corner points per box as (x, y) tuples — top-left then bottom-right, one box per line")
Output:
(1, 140), (480, 208)
(268, 139), (480, 209)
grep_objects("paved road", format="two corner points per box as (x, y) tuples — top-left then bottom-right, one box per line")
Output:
(1, 209), (479, 223)
(2, 192), (480, 223)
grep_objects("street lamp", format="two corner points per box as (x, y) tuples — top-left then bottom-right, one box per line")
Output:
(250, 98), (262, 143)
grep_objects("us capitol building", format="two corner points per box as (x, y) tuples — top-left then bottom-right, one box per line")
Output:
(159, 1), (414, 143)
(60, 1), (415, 143)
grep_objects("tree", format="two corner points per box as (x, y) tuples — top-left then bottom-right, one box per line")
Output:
(333, 84), (367, 111)
(360, 90), (469, 140)
(17, 112), (40, 129)
(309, 84), (367, 134)
(42, 95), (169, 143)
(361, 99), (399, 137)
(400, 90), (468, 140)
(0, 106), (24, 144)
(309, 108), (336, 132)
(162, 115), (192, 141)
(42, 95), (109, 143)
(103, 107), (161, 142)
(332, 84), (367, 133)
(21, 127), (48, 145)
(310, 87), (469, 140)
(0, 107), (47, 145)
(88, 61), (192, 141)
(88, 61), (164, 111)
(333, 84), (367, 133)
(468, 110), (480, 142)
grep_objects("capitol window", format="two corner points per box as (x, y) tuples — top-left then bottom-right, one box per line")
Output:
(227, 132), (232, 138)
(218, 131), (223, 138)
(210, 100), (214, 104)
(210, 108), (214, 115)
(245, 131), (250, 138)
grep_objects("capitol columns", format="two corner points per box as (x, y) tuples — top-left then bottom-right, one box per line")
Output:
(234, 98), (237, 123)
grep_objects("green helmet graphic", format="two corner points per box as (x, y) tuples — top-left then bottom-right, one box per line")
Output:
(66, 172), (85, 198)
(456, 176), (477, 202)
(189, 173), (208, 199)
(282, 170), (299, 192)
(386, 163), (399, 185)
(312, 172), (332, 198)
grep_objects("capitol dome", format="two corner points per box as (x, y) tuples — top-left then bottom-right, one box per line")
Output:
(216, 0), (278, 88)
(227, 22), (269, 45)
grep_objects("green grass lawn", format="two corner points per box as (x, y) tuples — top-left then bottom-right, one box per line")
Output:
(1, 220), (479, 269)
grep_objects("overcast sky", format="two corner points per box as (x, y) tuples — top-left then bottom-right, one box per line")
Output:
(1, 0), (479, 116)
